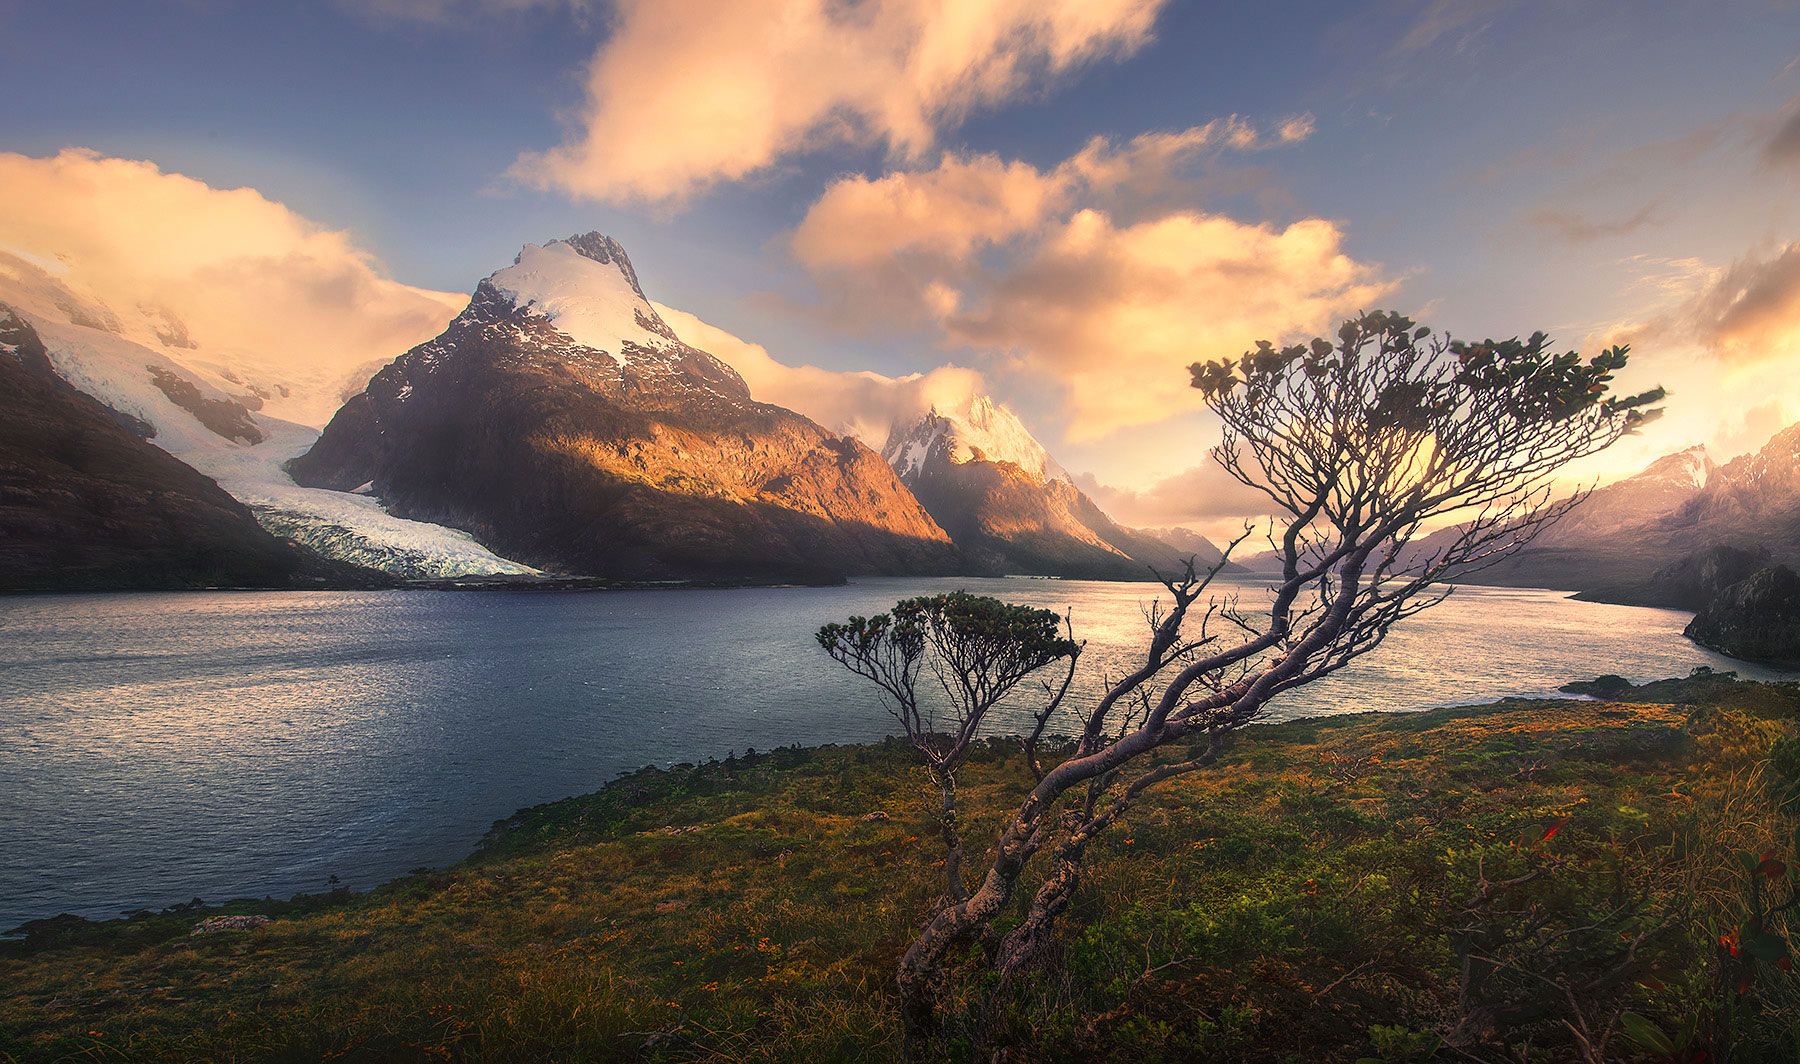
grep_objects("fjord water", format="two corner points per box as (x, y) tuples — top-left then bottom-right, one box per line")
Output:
(1, 577), (1791, 931)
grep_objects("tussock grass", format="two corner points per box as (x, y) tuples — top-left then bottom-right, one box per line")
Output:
(3, 677), (1797, 1062)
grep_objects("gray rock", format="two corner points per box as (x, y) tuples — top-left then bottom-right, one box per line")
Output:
(1685, 564), (1800, 667)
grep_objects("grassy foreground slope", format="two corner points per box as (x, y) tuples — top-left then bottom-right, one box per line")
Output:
(3, 674), (1798, 1063)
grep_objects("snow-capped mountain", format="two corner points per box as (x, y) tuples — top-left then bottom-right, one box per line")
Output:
(484, 235), (677, 363)
(880, 396), (1197, 580)
(1678, 424), (1800, 526)
(0, 263), (539, 580)
(288, 234), (958, 583)
(883, 396), (1071, 485)
(1140, 526), (1230, 569)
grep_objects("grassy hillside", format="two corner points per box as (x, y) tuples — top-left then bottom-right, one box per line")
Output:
(3, 673), (1798, 1062)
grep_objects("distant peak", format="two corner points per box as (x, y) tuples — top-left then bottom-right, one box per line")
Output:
(1641, 444), (1709, 468)
(485, 236), (679, 360)
(883, 392), (1069, 485)
(506, 233), (649, 304)
(561, 233), (646, 300)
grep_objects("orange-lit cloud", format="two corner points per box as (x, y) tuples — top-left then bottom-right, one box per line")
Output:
(1688, 241), (1800, 362)
(510, 0), (1168, 204)
(942, 210), (1393, 440)
(0, 150), (464, 427)
(653, 302), (984, 447)
(789, 123), (1391, 441)
(1608, 241), (1800, 367)
(792, 116), (1317, 277)
(1559, 246), (1800, 480)
(1073, 462), (1271, 531)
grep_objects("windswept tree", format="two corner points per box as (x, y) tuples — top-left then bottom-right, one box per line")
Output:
(819, 310), (1663, 1042)
(818, 592), (1080, 903)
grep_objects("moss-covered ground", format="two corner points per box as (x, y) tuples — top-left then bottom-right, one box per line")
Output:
(3, 672), (1797, 1062)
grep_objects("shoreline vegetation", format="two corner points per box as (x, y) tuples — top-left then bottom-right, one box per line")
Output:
(4, 671), (1798, 1062)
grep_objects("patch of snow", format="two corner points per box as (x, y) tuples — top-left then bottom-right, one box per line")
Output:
(0, 243), (70, 277)
(28, 315), (244, 453)
(899, 437), (936, 479)
(486, 241), (673, 364)
(953, 395), (1070, 483)
(1676, 446), (1712, 489)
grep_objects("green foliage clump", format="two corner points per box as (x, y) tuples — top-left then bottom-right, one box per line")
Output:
(1770, 735), (1800, 788)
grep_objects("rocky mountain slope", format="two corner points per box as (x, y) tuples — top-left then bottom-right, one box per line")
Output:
(288, 234), (958, 583)
(1683, 563), (1800, 667)
(1140, 526), (1231, 570)
(880, 398), (1203, 580)
(0, 308), (383, 591)
(1634, 544), (1774, 611)
(1384, 445), (1722, 597)
(1534, 446), (1716, 548)
(1374, 429), (1799, 608)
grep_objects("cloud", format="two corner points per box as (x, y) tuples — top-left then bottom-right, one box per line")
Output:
(1765, 100), (1800, 166)
(1687, 241), (1800, 361)
(950, 210), (1393, 440)
(1390, 0), (1516, 55)
(509, 0), (1169, 204)
(1073, 461), (1272, 531)
(1527, 202), (1661, 244)
(1711, 398), (1798, 460)
(1607, 241), (1800, 369)
(788, 126), (1392, 441)
(342, 0), (597, 22)
(0, 149), (464, 427)
(792, 154), (1060, 272)
(652, 302), (984, 447)
(791, 115), (1319, 278)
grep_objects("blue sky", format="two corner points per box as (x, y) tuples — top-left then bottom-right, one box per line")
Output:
(5, 0), (1800, 531)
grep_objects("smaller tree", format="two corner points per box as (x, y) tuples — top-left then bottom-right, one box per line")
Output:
(818, 592), (1081, 903)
